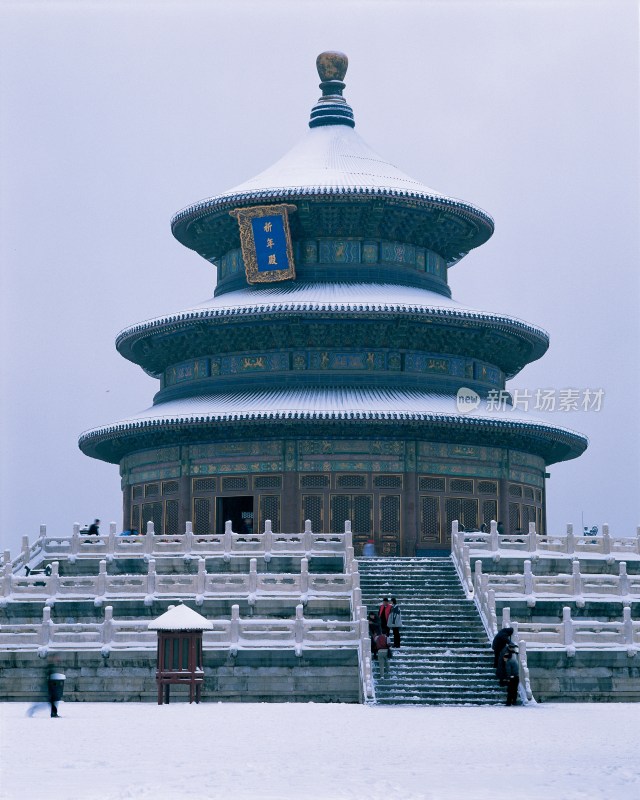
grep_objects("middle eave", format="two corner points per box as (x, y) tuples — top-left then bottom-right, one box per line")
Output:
(115, 283), (549, 380)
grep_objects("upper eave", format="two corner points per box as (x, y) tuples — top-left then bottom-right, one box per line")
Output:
(170, 125), (494, 266)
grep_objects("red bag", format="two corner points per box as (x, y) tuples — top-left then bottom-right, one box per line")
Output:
(375, 634), (388, 651)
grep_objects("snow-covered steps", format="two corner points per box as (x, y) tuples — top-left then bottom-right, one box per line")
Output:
(358, 557), (504, 706)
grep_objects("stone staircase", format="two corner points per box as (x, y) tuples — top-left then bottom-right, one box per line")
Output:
(358, 557), (505, 705)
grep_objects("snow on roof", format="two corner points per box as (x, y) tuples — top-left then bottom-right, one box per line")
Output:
(171, 124), (493, 229)
(148, 603), (213, 631)
(115, 282), (548, 348)
(80, 387), (587, 449)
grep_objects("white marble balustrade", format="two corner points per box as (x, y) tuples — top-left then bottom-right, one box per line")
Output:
(1, 557), (356, 602)
(451, 520), (640, 561)
(2, 520), (352, 574)
(501, 606), (640, 653)
(473, 559), (640, 606)
(0, 603), (364, 652)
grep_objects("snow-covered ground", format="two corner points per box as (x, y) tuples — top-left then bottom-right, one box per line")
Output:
(1, 702), (638, 800)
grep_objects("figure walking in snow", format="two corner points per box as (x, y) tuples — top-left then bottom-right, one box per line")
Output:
(378, 597), (392, 635)
(492, 626), (514, 669)
(388, 596), (402, 648)
(503, 644), (520, 705)
(375, 632), (391, 677)
(362, 538), (376, 557)
(88, 519), (100, 536)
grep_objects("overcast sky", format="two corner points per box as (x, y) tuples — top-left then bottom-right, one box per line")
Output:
(1, 0), (638, 556)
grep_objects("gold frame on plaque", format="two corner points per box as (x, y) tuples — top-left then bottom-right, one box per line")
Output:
(229, 204), (297, 284)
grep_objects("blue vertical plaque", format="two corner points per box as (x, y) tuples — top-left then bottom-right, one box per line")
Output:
(229, 204), (297, 284)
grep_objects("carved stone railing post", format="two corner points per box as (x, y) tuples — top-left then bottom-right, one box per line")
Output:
(103, 605), (114, 644)
(451, 519), (459, 539)
(489, 520), (498, 552)
(249, 558), (258, 594)
(562, 606), (574, 646)
(487, 589), (497, 635)
(474, 560), (483, 595)
(21, 536), (30, 566)
(73, 523), (80, 537)
(185, 521), (194, 554)
(351, 570), (360, 591)
(49, 561), (59, 596)
(345, 546), (355, 574)
(3, 550), (10, 568)
(303, 520), (313, 554)
(71, 526), (80, 556)
(518, 639), (534, 701)
(566, 523), (575, 555)
(3, 562), (12, 597)
(97, 560), (107, 597)
(352, 588), (362, 617)
(110, 522), (117, 536)
(528, 522), (537, 552)
(618, 562), (630, 596)
(147, 558), (156, 595)
(146, 521), (155, 536)
(40, 606), (52, 645)
(294, 604), (305, 644)
(636, 526), (640, 555)
(300, 557), (309, 594)
(230, 604), (240, 645)
(602, 523), (611, 555)
(107, 530), (116, 556)
(502, 606), (511, 629)
(144, 525), (154, 555)
(344, 520), (353, 551)
(524, 560), (534, 595)
(264, 520), (273, 555)
(571, 560), (583, 597)
(224, 520), (232, 556)
(622, 606), (633, 645)
(196, 557), (206, 594)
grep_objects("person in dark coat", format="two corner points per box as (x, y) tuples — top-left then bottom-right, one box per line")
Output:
(503, 645), (520, 705)
(88, 519), (100, 536)
(388, 596), (402, 649)
(492, 626), (514, 669)
(378, 597), (392, 635)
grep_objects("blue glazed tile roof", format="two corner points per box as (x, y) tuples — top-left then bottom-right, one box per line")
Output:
(115, 282), (548, 350)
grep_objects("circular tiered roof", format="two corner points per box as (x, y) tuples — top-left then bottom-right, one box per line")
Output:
(171, 54), (494, 267)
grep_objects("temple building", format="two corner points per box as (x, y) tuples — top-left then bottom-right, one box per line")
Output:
(79, 52), (587, 556)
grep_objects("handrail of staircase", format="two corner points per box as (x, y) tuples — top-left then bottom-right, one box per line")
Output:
(500, 608), (535, 703)
(450, 521), (474, 598)
(349, 549), (375, 703)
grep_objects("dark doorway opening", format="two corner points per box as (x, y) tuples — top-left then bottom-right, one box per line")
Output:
(216, 496), (254, 535)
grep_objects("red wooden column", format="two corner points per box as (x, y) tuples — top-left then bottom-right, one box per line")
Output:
(148, 603), (212, 704)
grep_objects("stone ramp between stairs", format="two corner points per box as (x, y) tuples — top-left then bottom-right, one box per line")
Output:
(359, 557), (505, 706)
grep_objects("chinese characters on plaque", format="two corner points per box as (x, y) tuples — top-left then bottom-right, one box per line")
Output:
(229, 204), (297, 284)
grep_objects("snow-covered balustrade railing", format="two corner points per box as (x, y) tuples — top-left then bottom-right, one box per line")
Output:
(501, 606), (640, 655)
(1, 558), (355, 603)
(0, 604), (362, 652)
(450, 520), (474, 597)
(474, 559), (640, 607)
(454, 522), (640, 558)
(9, 520), (352, 569)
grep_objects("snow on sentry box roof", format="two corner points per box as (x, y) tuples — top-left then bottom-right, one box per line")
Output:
(148, 603), (213, 631)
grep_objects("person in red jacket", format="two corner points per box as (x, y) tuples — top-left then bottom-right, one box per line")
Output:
(378, 597), (392, 635)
